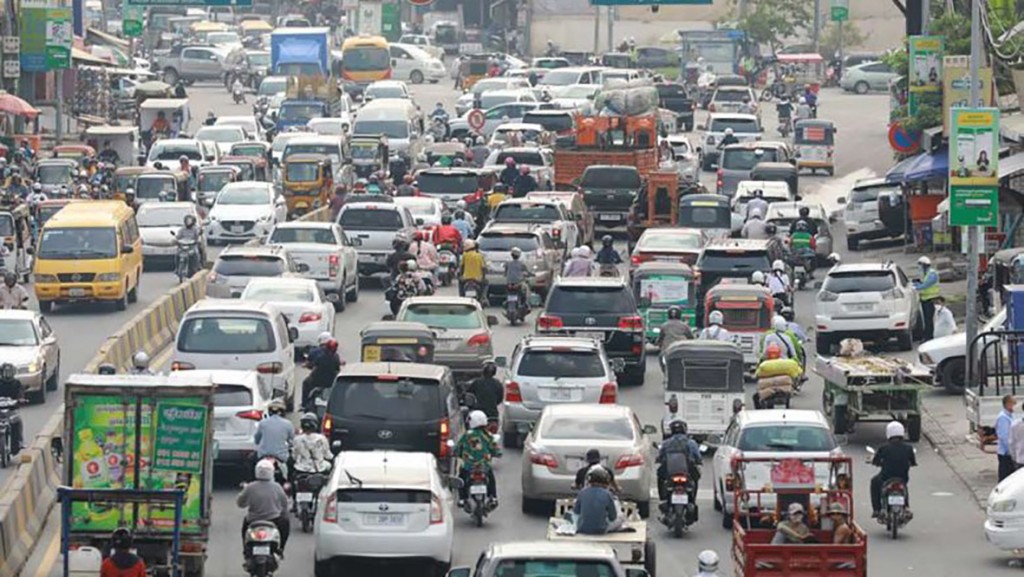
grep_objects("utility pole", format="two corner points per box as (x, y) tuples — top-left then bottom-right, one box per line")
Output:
(922, 0), (930, 34)
(813, 0), (821, 51)
(607, 6), (613, 53)
(965, 0), (983, 347)
(593, 6), (599, 54)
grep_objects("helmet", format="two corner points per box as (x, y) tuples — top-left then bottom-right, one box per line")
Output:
(405, 259), (418, 272)
(325, 339), (338, 352)
(0, 363), (15, 380)
(787, 502), (806, 515)
(455, 210), (466, 220)
(268, 400), (286, 416)
(520, 165), (531, 174)
(772, 259), (785, 272)
(667, 306), (682, 320)
(505, 157), (516, 167)
(585, 448), (602, 464)
(403, 174), (414, 184)
(482, 361), (497, 378)
(587, 466), (610, 485)
(780, 307), (794, 322)
(32, 182), (41, 191)
(725, 128), (734, 135)
(602, 235), (613, 246)
(670, 420), (688, 435)
(132, 351), (150, 370)
(798, 96), (806, 104)
(799, 206), (810, 217)
(125, 187), (135, 197)
(475, 135), (485, 145)
(179, 155), (189, 162)
(3, 270), (15, 285)
(773, 315), (788, 332)
(368, 174), (378, 183)
(886, 420), (906, 439)
(578, 245), (592, 258)
(300, 412), (320, 432)
(97, 363), (117, 375)
(468, 410), (488, 429)
(441, 214), (453, 225)
(510, 246), (522, 258)
(698, 550), (720, 573)
(709, 310), (724, 325)
(751, 270), (765, 285)
(464, 239), (477, 251)
(318, 331), (333, 345)
(917, 256), (932, 267)
(184, 214), (196, 227)
(254, 459), (275, 481)
(111, 528), (134, 550)
(764, 342), (782, 360)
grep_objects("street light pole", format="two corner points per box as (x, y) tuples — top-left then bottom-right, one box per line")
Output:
(813, 0), (821, 52)
(965, 0), (983, 346)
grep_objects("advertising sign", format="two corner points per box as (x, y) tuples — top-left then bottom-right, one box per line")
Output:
(45, 7), (72, 69)
(831, 0), (849, 22)
(122, 0), (144, 38)
(942, 55), (993, 136)
(357, 1), (382, 36)
(908, 35), (943, 115)
(949, 108), (1000, 227)
(381, 2), (400, 41)
(19, 4), (70, 72)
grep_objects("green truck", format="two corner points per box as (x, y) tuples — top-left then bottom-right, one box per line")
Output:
(62, 373), (215, 576)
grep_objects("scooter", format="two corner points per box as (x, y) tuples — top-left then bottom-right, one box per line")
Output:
(294, 471), (328, 533)
(866, 446), (913, 539)
(437, 247), (457, 286)
(385, 274), (421, 315)
(175, 237), (199, 283)
(660, 472), (698, 537)
(233, 86), (246, 104)
(243, 520), (281, 576)
(463, 279), (484, 304)
(0, 397), (18, 469)
(464, 464), (496, 527)
(504, 283), (529, 325)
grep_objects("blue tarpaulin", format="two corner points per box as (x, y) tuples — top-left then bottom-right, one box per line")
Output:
(885, 148), (948, 184)
(885, 154), (919, 184)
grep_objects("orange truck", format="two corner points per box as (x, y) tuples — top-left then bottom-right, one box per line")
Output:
(553, 113), (660, 189)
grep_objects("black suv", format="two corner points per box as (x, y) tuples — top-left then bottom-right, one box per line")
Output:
(694, 237), (788, 307)
(655, 83), (694, 132)
(536, 277), (646, 385)
(579, 165), (643, 232)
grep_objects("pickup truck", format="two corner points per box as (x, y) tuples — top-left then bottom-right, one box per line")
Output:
(447, 541), (651, 577)
(154, 44), (229, 85)
(656, 82), (695, 132)
(336, 198), (417, 277)
(490, 197), (578, 253)
(578, 165), (644, 232)
(265, 221), (360, 308)
(918, 307), (1005, 395)
(700, 113), (762, 171)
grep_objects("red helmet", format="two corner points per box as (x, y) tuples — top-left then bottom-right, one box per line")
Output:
(765, 342), (782, 360)
(325, 339), (338, 352)
(505, 157), (515, 167)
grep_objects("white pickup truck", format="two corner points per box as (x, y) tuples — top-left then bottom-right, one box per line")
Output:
(917, 308), (1005, 394)
(336, 199), (418, 277)
(265, 222), (360, 310)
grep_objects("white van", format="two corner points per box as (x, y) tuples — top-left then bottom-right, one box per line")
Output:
(352, 99), (423, 161)
(388, 43), (446, 84)
(172, 300), (299, 409)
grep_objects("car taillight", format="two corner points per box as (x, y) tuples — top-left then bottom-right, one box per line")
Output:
(529, 451), (558, 469)
(467, 333), (491, 348)
(323, 492), (337, 523)
(236, 410), (263, 421)
(538, 314), (563, 329)
(430, 494), (444, 524)
(618, 316), (643, 331)
(505, 381), (522, 403)
(615, 453), (645, 470)
(631, 253), (651, 266)
(171, 361), (194, 371)
(671, 474), (688, 484)
(599, 383), (617, 404)
(716, 168), (723, 191)
(256, 362), (283, 374)
(552, 228), (561, 238)
(328, 254), (340, 277)
(888, 483), (905, 492)
(322, 414), (333, 436)
(439, 418), (450, 458)
(299, 312), (322, 323)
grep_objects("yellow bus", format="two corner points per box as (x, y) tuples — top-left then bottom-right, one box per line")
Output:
(340, 35), (392, 85)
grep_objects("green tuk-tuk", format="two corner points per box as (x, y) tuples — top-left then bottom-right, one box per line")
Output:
(359, 321), (436, 363)
(633, 262), (697, 344)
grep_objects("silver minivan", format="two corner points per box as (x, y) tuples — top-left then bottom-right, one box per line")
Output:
(717, 142), (791, 197)
(351, 99), (423, 161)
(842, 178), (903, 250)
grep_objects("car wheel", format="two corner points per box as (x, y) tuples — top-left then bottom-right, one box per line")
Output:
(115, 285), (128, 311)
(833, 404), (850, 434)
(503, 430), (520, 449)
(128, 276), (139, 303)
(314, 560), (333, 577)
(644, 540), (656, 577)
(334, 281), (347, 312)
(854, 81), (869, 95)
(347, 275), (359, 302)
(521, 496), (543, 515)
(163, 68), (179, 85)
(722, 506), (733, 529)
(701, 158), (714, 172)
(29, 375), (45, 404)
(896, 328), (913, 351)
(39, 301), (52, 313)
(940, 358), (967, 395)
(410, 70), (425, 84)
(433, 562), (451, 577)
(637, 500), (651, 519)
(620, 365), (645, 386)
(46, 359), (59, 392)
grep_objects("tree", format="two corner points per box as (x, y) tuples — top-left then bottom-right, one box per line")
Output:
(734, 0), (812, 52)
(818, 21), (868, 59)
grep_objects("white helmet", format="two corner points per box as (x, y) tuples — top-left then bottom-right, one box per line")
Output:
(254, 459), (275, 481)
(709, 310), (724, 325)
(799, 96), (806, 104)
(698, 550), (720, 573)
(318, 331), (333, 345)
(917, 256), (932, 267)
(751, 270), (765, 285)
(773, 315), (788, 332)
(132, 351), (150, 370)
(886, 420), (906, 439)
(579, 245), (592, 258)
(724, 128), (734, 135)
(468, 410), (488, 429)
(570, 247), (583, 258)
(464, 239), (477, 251)
(772, 259), (785, 272)
(828, 252), (841, 265)
(406, 259), (418, 272)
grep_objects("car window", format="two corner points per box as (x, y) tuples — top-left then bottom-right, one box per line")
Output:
(214, 255), (286, 276)
(522, 112), (572, 132)
(337, 488), (432, 503)
(539, 416), (634, 441)
(339, 208), (402, 230)
(722, 148), (779, 170)
(517, 350), (604, 378)
(737, 424), (836, 452)
(494, 151), (543, 166)
(493, 203), (561, 222)
(328, 378), (441, 421)
(242, 284), (315, 302)
(638, 232), (701, 250)
(714, 90), (749, 103)
(697, 250), (770, 272)
(0, 319), (38, 345)
(822, 270), (896, 293)
(400, 303), (482, 329)
(547, 286), (636, 314)
(477, 233), (540, 252)
(269, 227), (336, 244)
(895, 267), (910, 286)
(678, 205), (731, 228)
(178, 317), (275, 353)
(709, 118), (759, 133)
(214, 384), (253, 406)
(579, 167), (640, 189)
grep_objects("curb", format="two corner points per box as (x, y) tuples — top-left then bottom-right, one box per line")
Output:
(920, 399), (992, 510)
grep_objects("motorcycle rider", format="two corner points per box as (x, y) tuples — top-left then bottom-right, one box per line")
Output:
(396, 174), (416, 197)
(237, 459), (290, 555)
(753, 342), (801, 409)
(718, 128), (739, 148)
(790, 205), (820, 237)
(504, 246), (531, 304)
(767, 260), (791, 305)
(656, 420), (701, 504)
(573, 449), (622, 492)
(254, 400), (293, 472)
(563, 246), (593, 277)
(499, 157), (518, 187)
(573, 466), (620, 535)
(470, 136), (490, 169)
(386, 237), (414, 280)
(870, 421), (916, 519)
(776, 95), (794, 135)
(741, 208), (770, 239)
(204, 111), (218, 126)
(750, 270), (767, 288)
(430, 102), (449, 124)
(455, 410), (499, 508)
(459, 239), (487, 297)
(0, 363), (24, 453)
(303, 337), (340, 410)
(453, 210), (474, 240)
(432, 214), (464, 254)
(743, 189), (769, 221)
(292, 413), (332, 476)
(802, 84), (818, 116)
(410, 230), (440, 281)
(130, 352), (153, 375)
(99, 528), (146, 577)
(175, 214), (203, 274)
(738, 96), (756, 115)
(465, 362), (503, 422)
(779, 307), (808, 343)
(595, 235), (622, 265)
(697, 310), (732, 342)
(0, 271), (29, 309)
(693, 550), (721, 577)
(795, 96), (812, 122)
(232, 76), (246, 103)
(658, 306), (694, 349)
(512, 165), (538, 197)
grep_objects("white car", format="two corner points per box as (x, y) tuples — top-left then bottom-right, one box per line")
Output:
(396, 34), (445, 60)
(364, 79), (411, 101)
(314, 451), (455, 576)
(488, 122), (547, 149)
(216, 115), (265, 142)
(307, 117), (350, 137)
(985, 468), (1024, 552)
(389, 43), (446, 84)
(270, 132), (307, 166)
(483, 147), (555, 190)
(145, 138), (215, 169)
(0, 310), (60, 404)
(815, 262), (922, 352)
(712, 409), (840, 528)
(239, 277), (336, 351)
(266, 221), (360, 306)
(662, 134), (699, 181)
(454, 77), (533, 116)
(919, 308), (1005, 395)
(195, 125), (248, 157)
(393, 196), (445, 228)
(136, 201), (206, 263)
(206, 182), (286, 244)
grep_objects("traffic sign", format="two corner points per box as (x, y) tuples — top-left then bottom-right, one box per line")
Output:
(888, 122), (921, 154)
(127, 0), (252, 6)
(830, 0), (849, 22)
(590, 0), (711, 4)
(467, 109), (485, 132)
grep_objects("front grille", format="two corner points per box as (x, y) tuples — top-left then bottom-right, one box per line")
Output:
(57, 273), (95, 283)
(222, 221), (255, 232)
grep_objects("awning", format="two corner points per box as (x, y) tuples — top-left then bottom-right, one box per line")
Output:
(904, 148), (948, 183)
(885, 154), (920, 184)
(1002, 114), (1024, 143)
(86, 27), (129, 50)
(1000, 152), (1024, 180)
(73, 47), (114, 66)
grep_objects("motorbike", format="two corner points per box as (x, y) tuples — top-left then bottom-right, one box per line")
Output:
(660, 472), (698, 537)
(175, 238), (199, 283)
(294, 471), (328, 533)
(463, 279), (484, 304)
(866, 446), (913, 539)
(429, 118), (449, 141)
(598, 263), (620, 277)
(0, 397), (18, 469)
(233, 86), (246, 104)
(504, 283), (529, 325)
(437, 247), (457, 286)
(464, 463), (496, 527)
(385, 274), (421, 315)
(243, 520), (281, 576)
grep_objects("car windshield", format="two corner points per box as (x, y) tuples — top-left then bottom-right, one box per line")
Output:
(135, 176), (178, 199)
(149, 143), (202, 161)
(709, 118), (758, 133)
(638, 232), (701, 250)
(737, 424), (836, 452)
(280, 104), (324, 122)
(540, 416), (634, 441)
(269, 227), (335, 244)
(259, 78), (287, 95)
(339, 208), (402, 230)
(214, 384), (253, 407)
(242, 284), (315, 302)
(285, 162), (319, 182)
(479, 93), (517, 109)
(177, 317), (275, 353)
(540, 70), (581, 86)
(478, 234), (540, 252)
(196, 127), (244, 143)
(207, 32), (239, 44)
(518, 350), (604, 378)
(547, 286), (636, 314)
(351, 143), (378, 160)
(272, 135), (302, 153)
(522, 113), (573, 132)
(367, 86), (406, 99)
(353, 120), (409, 139)
(247, 52), (271, 67)
(137, 207), (189, 227)
(698, 250), (770, 272)
(850, 186), (891, 204)
(557, 85), (597, 99)
(337, 488), (432, 503)
(214, 255), (286, 276)
(493, 203), (560, 222)
(416, 173), (479, 194)
(341, 46), (390, 71)
(679, 206), (731, 228)
(402, 203), (438, 217)
(494, 151), (543, 166)
(328, 378), (440, 421)
(197, 171), (233, 192)
(38, 227), (117, 259)
(36, 165), (72, 185)
(723, 149), (778, 170)
(714, 89), (749, 103)
(0, 320), (37, 346)
(580, 168), (639, 189)
(284, 144), (340, 163)
(218, 186), (271, 205)
(823, 270), (896, 293)
(309, 120), (343, 135)
(470, 79), (509, 96)
(400, 303), (481, 329)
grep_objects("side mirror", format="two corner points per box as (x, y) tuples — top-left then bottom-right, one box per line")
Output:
(641, 424), (658, 435)
(331, 440), (343, 455)
(494, 356), (507, 368)
(121, 245), (134, 254)
(447, 568), (472, 577)
(288, 326), (299, 342)
(415, 218), (425, 226)
(486, 315), (499, 326)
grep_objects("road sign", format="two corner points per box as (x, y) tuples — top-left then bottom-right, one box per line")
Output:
(888, 122), (921, 154)
(467, 109), (485, 132)
(122, 0), (144, 38)
(126, 0), (252, 6)
(949, 107), (1000, 227)
(830, 0), (849, 22)
(590, 0), (711, 4)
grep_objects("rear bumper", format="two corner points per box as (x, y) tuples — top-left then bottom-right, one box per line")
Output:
(816, 312), (911, 335)
(35, 282), (125, 303)
(314, 521), (452, 563)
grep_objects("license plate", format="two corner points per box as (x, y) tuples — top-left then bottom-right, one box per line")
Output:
(438, 340), (461, 351)
(68, 288), (86, 297)
(252, 546), (270, 556)
(214, 420), (228, 432)
(315, 397), (328, 407)
(469, 484), (487, 495)
(888, 495), (905, 506)
(849, 303), (873, 311)
(296, 492), (314, 503)
(231, 225), (244, 233)
(599, 213), (620, 221)
(576, 331), (605, 341)
(546, 387), (573, 401)
(465, 289), (477, 298)
(488, 263), (505, 273)
(507, 293), (519, 302)
(363, 513), (404, 526)
(671, 493), (689, 505)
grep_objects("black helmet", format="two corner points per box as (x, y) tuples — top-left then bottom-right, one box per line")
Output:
(780, 307), (794, 322)
(602, 235), (613, 247)
(670, 420), (688, 435)
(585, 448), (601, 465)
(455, 210), (466, 220)
(111, 528), (133, 550)
(0, 363), (14, 380)
(300, 412), (320, 432)
(798, 206), (810, 218)
(184, 214), (196, 227)
(3, 270), (15, 285)
(97, 363), (117, 375)
(441, 214), (452, 225)
(482, 362), (497, 378)
(667, 306), (682, 320)
(392, 237), (408, 250)
(586, 466), (610, 485)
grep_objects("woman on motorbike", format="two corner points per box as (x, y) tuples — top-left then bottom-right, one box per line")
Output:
(292, 413), (332, 476)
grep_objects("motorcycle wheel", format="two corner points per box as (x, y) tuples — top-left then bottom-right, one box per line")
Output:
(0, 430), (7, 468)
(474, 502), (484, 527)
(889, 512), (899, 539)
(672, 507), (684, 538)
(301, 507), (313, 533)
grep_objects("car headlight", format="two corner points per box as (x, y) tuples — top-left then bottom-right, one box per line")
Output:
(918, 352), (934, 365)
(97, 273), (121, 282)
(35, 274), (58, 283)
(991, 499), (1017, 513)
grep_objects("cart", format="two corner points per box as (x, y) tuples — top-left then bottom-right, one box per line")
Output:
(546, 499), (656, 577)
(139, 98), (190, 149)
(816, 354), (932, 442)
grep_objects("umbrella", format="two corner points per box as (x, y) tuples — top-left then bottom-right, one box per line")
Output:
(134, 80), (172, 97)
(0, 92), (39, 118)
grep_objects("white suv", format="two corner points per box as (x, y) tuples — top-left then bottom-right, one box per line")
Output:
(314, 451), (455, 577)
(814, 262), (921, 353)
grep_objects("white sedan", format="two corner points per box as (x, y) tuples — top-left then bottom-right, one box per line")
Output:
(239, 277), (336, 351)
(136, 201), (206, 263)
(206, 182), (286, 244)
(195, 125), (248, 157)
(393, 196), (445, 228)
(986, 468), (1024, 552)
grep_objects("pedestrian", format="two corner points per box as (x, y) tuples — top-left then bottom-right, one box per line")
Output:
(913, 256), (940, 340)
(997, 394), (1018, 482)
(932, 296), (956, 339)
(1010, 401), (1024, 473)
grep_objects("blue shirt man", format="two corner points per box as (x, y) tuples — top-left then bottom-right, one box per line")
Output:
(453, 215), (473, 240)
(997, 395), (1018, 481)
(255, 413), (295, 462)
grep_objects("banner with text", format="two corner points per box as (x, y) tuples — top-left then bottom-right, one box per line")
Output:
(949, 107), (999, 227)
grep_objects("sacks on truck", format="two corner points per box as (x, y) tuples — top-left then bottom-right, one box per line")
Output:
(595, 85), (659, 116)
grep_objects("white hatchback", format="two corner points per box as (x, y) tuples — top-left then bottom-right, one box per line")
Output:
(206, 182), (286, 244)
(815, 262), (921, 352)
(314, 451), (455, 576)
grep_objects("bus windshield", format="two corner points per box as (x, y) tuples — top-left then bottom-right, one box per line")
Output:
(343, 46), (390, 72)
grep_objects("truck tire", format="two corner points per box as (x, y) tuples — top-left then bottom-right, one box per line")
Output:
(896, 329), (913, 351)
(940, 358), (966, 395)
(644, 540), (657, 577)
(815, 334), (832, 355)
(906, 415), (922, 442)
(410, 70), (425, 84)
(163, 68), (179, 85)
(832, 405), (850, 434)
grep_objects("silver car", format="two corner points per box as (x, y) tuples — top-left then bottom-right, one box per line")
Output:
(207, 245), (304, 299)
(396, 297), (497, 381)
(521, 404), (657, 517)
(477, 223), (563, 302)
(0, 310), (60, 404)
(764, 201), (834, 262)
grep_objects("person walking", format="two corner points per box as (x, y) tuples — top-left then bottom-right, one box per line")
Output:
(997, 394), (1018, 482)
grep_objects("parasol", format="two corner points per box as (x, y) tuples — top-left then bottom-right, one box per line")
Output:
(0, 92), (40, 118)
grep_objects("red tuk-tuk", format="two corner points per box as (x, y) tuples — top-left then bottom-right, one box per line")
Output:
(704, 283), (774, 371)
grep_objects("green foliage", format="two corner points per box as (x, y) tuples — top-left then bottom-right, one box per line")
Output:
(930, 12), (971, 56)
(819, 21), (868, 57)
(734, 0), (812, 51)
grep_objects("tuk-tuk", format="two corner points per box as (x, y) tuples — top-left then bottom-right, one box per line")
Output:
(52, 144), (97, 164)
(84, 125), (140, 168)
(135, 170), (190, 204)
(350, 135), (390, 180)
(793, 119), (836, 176)
(704, 283), (774, 371)
(0, 203), (32, 282)
(359, 321), (436, 363)
(633, 262), (698, 343)
(34, 159), (78, 194)
(424, 142), (469, 167)
(282, 153), (333, 217)
(139, 98), (190, 149)
(219, 155), (270, 182)
(133, 80), (174, 104)
(195, 165), (241, 207)
(601, 52), (634, 69)
(628, 171), (680, 249)
(678, 194), (733, 242)
(112, 166), (154, 201)
(460, 54), (491, 91)
(229, 141), (271, 162)
(749, 162), (799, 197)
(661, 340), (746, 442)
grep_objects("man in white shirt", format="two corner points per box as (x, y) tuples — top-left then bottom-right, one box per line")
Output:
(932, 296), (957, 339)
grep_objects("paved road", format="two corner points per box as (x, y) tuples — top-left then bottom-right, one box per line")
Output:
(21, 80), (1020, 576)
